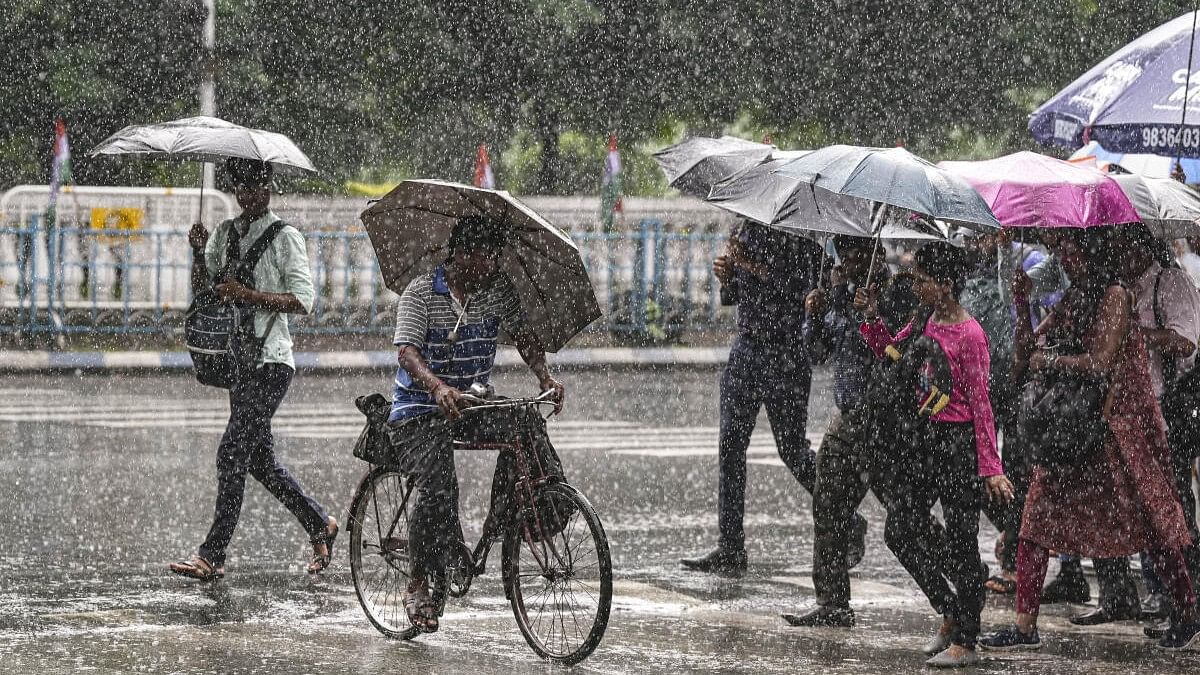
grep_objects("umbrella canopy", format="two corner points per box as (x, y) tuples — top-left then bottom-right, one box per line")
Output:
(769, 145), (1001, 233)
(652, 136), (775, 198)
(1029, 11), (1200, 157)
(90, 116), (317, 174)
(707, 157), (949, 240)
(938, 151), (1140, 228)
(1071, 140), (1200, 183)
(361, 179), (600, 353)
(1109, 173), (1200, 239)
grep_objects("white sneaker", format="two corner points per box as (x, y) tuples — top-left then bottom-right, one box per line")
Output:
(925, 646), (980, 668)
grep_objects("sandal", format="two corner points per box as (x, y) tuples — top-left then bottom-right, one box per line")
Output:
(985, 574), (1017, 595)
(169, 556), (225, 581)
(307, 517), (339, 575)
(403, 582), (440, 633)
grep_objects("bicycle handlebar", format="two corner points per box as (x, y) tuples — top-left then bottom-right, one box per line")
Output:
(458, 388), (560, 412)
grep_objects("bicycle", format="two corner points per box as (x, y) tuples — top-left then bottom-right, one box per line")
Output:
(347, 389), (613, 665)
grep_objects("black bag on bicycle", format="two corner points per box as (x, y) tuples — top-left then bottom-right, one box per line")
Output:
(185, 221), (286, 389)
(352, 393), (397, 465)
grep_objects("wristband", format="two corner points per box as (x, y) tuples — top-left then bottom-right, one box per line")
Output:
(431, 382), (447, 397)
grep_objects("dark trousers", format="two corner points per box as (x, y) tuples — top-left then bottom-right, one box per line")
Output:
(199, 364), (330, 567)
(388, 406), (557, 580)
(884, 422), (987, 648)
(979, 380), (1029, 573)
(718, 333), (815, 551)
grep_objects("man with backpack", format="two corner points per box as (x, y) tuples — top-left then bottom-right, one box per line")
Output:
(169, 158), (336, 581)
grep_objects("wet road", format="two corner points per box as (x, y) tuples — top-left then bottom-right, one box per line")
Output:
(2, 366), (1198, 673)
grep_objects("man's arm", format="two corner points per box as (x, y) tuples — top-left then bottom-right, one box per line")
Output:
(215, 227), (314, 314)
(513, 329), (564, 413)
(189, 223), (210, 295)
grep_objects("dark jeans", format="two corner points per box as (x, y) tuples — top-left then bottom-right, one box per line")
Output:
(884, 422), (987, 648)
(199, 364), (330, 567)
(387, 406), (558, 580)
(718, 333), (815, 551)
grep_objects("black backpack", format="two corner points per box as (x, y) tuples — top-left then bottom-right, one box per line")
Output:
(185, 220), (287, 389)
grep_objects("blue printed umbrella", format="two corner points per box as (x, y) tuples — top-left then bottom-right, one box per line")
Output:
(1030, 11), (1200, 158)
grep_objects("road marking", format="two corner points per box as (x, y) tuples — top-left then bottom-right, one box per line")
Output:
(0, 390), (816, 460)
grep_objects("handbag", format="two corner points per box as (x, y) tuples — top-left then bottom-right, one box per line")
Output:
(1022, 370), (1111, 467)
(185, 220), (286, 389)
(1021, 289), (1129, 468)
(352, 393), (396, 465)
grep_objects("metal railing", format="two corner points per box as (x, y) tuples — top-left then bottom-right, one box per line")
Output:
(0, 217), (735, 341)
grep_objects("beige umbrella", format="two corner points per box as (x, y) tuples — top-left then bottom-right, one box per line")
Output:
(361, 179), (601, 353)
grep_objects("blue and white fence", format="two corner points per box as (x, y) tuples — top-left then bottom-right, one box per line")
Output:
(0, 217), (735, 339)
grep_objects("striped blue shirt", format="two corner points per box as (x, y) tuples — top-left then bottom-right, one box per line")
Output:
(389, 265), (525, 421)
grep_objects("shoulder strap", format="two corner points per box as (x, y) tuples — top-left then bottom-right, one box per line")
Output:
(242, 220), (288, 272)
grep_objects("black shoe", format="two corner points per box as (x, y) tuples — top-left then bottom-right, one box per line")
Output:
(1041, 566), (1091, 604)
(1069, 605), (1140, 626)
(680, 547), (748, 577)
(1158, 621), (1200, 650)
(781, 605), (855, 628)
(979, 624), (1042, 651)
(846, 514), (868, 570)
(1145, 619), (1170, 640)
(1139, 592), (1170, 621)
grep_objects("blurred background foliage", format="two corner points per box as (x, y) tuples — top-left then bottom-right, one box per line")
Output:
(0, 0), (1195, 196)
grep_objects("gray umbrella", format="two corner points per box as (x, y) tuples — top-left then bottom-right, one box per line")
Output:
(361, 179), (601, 353)
(652, 136), (775, 198)
(89, 116), (317, 174)
(772, 145), (1000, 234)
(1109, 173), (1200, 239)
(707, 157), (950, 241)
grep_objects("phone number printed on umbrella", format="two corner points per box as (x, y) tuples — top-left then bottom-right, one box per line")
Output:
(1142, 126), (1200, 150)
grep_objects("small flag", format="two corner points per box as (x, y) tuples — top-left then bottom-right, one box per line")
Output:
(600, 134), (623, 231)
(48, 118), (72, 213)
(473, 143), (495, 189)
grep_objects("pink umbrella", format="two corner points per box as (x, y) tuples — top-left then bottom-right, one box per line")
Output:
(937, 151), (1139, 228)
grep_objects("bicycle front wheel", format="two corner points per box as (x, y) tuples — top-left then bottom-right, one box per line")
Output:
(348, 466), (420, 640)
(502, 482), (613, 665)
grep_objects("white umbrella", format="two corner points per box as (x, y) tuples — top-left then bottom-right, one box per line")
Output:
(361, 180), (600, 353)
(90, 115), (317, 222)
(1109, 173), (1200, 239)
(90, 116), (317, 174)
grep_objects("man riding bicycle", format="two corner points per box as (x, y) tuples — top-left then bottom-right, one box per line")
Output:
(387, 214), (564, 633)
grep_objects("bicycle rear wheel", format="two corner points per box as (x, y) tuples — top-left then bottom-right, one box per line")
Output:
(349, 466), (420, 640)
(503, 482), (612, 664)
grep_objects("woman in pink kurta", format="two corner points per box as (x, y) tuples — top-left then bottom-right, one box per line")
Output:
(980, 228), (1199, 652)
(857, 242), (1013, 668)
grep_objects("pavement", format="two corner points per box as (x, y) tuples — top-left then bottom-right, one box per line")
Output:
(0, 346), (732, 372)
(2, 369), (1199, 674)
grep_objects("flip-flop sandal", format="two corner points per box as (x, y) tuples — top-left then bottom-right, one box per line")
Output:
(985, 574), (1017, 595)
(169, 557), (225, 581)
(307, 519), (339, 574)
(403, 585), (439, 633)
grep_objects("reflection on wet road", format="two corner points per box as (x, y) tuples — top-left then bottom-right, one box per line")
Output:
(1, 370), (1197, 673)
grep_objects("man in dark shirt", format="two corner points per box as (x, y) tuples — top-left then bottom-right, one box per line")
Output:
(681, 220), (829, 576)
(783, 235), (921, 627)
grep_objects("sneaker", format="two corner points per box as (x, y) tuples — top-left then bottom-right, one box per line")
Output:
(846, 513), (868, 569)
(922, 629), (954, 656)
(1158, 621), (1200, 650)
(680, 547), (748, 577)
(781, 605), (855, 628)
(1041, 565), (1090, 604)
(979, 624), (1042, 651)
(925, 646), (980, 668)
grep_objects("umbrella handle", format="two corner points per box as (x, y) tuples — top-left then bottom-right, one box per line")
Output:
(863, 205), (886, 290)
(197, 161), (207, 225)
